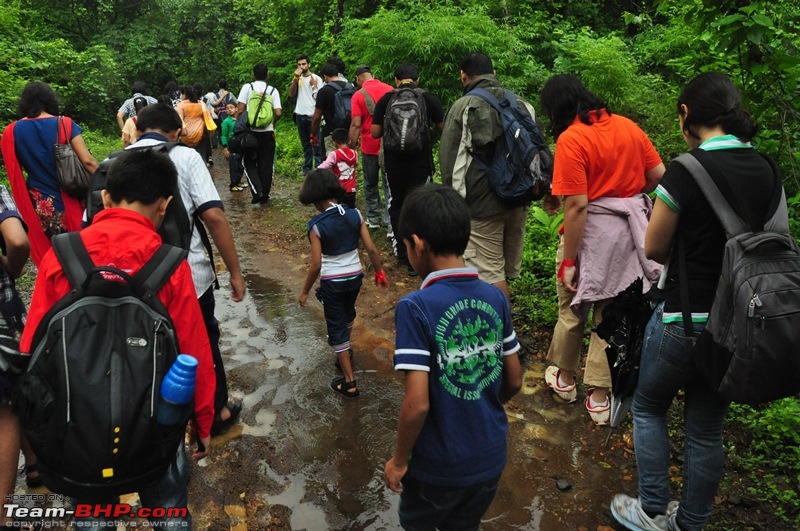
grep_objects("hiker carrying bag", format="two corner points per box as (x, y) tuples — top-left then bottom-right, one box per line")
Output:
(382, 87), (428, 153)
(86, 143), (218, 284)
(12, 234), (188, 497)
(675, 152), (800, 404)
(247, 83), (274, 129)
(54, 117), (92, 199)
(330, 82), (356, 129)
(228, 113), (258, 154)
(467, 88), (553, 203)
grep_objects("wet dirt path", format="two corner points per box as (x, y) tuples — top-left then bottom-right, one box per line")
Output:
(184, 156), (637, 530)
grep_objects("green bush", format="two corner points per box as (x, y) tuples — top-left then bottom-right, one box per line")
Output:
(727, 398), (800, 523)
(510, 206), (560, 331)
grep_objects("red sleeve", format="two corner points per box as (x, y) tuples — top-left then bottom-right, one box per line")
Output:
(351, 91), (364, 118)
(550, 134), (588, 197)
(20, 250), (66, 353)
(159, 261), (216, 439)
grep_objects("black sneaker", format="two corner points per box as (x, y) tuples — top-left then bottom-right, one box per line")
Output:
(251, 193), (264, 204)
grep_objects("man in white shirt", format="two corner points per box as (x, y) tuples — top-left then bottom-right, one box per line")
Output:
(134, 103), (247, 435)
(288, 54), (323, 175)
(237, 63), (282, 204)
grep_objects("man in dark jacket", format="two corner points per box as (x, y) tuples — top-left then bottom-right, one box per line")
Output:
(439, 53), (537, 299)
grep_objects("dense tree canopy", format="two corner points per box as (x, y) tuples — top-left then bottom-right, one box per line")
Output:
(1, 0), (798, 183)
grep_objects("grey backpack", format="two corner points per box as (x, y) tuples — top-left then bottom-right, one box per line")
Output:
(676, 153), (800, 404)
(382, 87), (428, 153)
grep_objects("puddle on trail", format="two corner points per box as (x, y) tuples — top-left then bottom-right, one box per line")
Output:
(205, 262), (632, 530)
(198, 180), (633, 529)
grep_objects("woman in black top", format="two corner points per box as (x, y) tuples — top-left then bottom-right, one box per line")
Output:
(610, 73), (779, 531)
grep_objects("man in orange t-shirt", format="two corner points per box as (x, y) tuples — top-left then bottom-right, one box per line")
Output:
(540, 75), (665, 425)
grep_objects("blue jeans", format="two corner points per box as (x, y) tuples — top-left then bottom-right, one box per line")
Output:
(361, 153), (391, 225)
(632, 302), (729, 531)
(295, 114), (322, 171)
(399, 475), (500, 531)
(73, 444), (190, 528)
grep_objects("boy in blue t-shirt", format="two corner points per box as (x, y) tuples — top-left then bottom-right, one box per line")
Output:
(384, 183), (523, 530)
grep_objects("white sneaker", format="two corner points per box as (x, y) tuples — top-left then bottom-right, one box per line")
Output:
(610, 494), (670, 531)
(366, 220), (380, 229)
(585, 388), (610, 425)
(544, 366), (577, 403)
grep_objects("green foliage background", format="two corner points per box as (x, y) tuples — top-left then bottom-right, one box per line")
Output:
(1, 1), (799, 524)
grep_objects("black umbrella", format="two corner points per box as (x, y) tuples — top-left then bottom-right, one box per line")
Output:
(594, 277), (662, 432)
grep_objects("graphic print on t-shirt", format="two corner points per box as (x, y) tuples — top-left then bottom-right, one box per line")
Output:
(435, 298), (503, 400)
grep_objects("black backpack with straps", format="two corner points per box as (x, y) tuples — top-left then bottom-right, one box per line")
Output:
(12, 233), (189, 497)
(87, 143), (218, 287)
(676, 152), (800, 404)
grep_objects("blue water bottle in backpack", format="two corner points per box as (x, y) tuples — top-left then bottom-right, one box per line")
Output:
(157, 354), (197, 426)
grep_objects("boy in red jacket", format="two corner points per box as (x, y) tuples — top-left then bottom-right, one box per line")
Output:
(20, 149), (214, 528)
(318, 128), (358, 208)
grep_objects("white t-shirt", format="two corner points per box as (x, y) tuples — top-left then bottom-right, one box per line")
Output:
(128, 139), (221, 297)
(294, 74), (322, 116)
(237, 81), (282, 132)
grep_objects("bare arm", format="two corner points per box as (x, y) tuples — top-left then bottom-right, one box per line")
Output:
(0, 217), (29, 278)
(71, 134), (99, 174)
(560, 194), (588, 292)
(198, 207), (246, 302)
(236, 102), (246, 115)
(642, 163), (666, 194)
(371, 123), (383, 139)
(273, 107), (282, 123)
(384, 371), (429, 493)
(116, 112), (125, 131)
(349, 115), (362, 149)
(289, 76), (300, 98)
(499, 354), (523, 403)
(300, 232), (322, 306)
(359, 221), (383, 274)
(310, 108), (323, 136)
(645, 198), (679, 264)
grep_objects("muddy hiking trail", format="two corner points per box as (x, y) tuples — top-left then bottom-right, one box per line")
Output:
(182, 156), (637, 531)
(14, 149), (781, 530)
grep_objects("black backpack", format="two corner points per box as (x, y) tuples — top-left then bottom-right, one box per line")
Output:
(676, 153), (800, 404)
(467, 88), (553, 203)
(12, 233), (188, 497)
(330, 82), (356, 129)
(382, 87), (428, 153)
(87, 143), (216, 272)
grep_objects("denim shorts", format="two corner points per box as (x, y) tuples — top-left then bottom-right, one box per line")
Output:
(399, 474), (500, 531)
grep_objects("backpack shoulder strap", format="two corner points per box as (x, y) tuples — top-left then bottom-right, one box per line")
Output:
(673, 153), (750, 237)
(330, 82), (343, 93)
(359, 88), (375, 115)
(134, 244), (186, 297)
(758, 154), (790, 233)
(467, 87), (503, 113)
(51, 232), (95, 289)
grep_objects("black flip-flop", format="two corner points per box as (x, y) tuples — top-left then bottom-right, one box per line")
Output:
(330, 377), (360, 398)
(211, 398), (243, 436)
